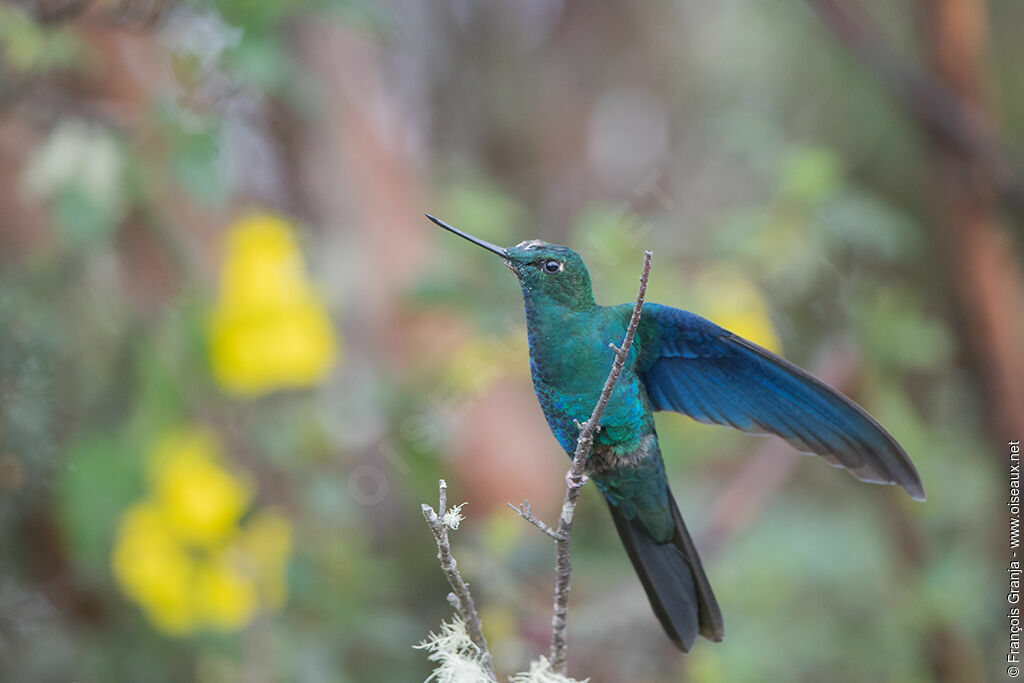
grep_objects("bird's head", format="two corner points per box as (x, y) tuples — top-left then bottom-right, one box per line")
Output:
(428, 215), (595, 309)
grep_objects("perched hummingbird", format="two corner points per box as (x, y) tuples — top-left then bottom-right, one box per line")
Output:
(428, 215), (925, 652)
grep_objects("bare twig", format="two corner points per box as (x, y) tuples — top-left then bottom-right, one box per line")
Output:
(507, 501), (565, 541)
(544, 250), (653, 674)
(421, 479), (496, 681)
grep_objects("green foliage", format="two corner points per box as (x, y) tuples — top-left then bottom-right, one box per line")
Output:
(851, 290), (954, 373)
(57, 434), (144, 579)
(779, 146), (843, 205)
(0, 5), (84, 77)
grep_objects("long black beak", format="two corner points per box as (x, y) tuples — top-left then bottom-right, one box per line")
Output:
(426, 214), (508, 258)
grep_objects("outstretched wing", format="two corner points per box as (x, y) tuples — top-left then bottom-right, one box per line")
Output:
(635, 304), (924, 500)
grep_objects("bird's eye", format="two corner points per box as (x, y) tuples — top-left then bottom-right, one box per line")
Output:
(543, 260), (560, 273)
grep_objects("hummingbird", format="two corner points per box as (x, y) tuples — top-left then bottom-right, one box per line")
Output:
(428, 214), (925, 652)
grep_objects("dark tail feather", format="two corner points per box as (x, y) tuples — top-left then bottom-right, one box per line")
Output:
(606, 491), (724, 652)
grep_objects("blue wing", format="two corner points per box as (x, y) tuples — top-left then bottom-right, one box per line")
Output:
(636, 304), (924, 501)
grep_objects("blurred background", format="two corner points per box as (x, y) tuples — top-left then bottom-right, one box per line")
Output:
(1, 0), (1023, 681)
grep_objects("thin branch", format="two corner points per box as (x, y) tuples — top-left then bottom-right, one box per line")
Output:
(507, 501), (565, 541)
(421, 479), (496, 681)
(548, 249), (653, 674)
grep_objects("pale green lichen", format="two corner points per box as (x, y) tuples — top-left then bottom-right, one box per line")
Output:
(442, 502), (468, 530)
(510, 656), (589, 683)
(415, 615), (491, 683)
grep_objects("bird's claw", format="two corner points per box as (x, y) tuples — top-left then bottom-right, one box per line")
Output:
(565, 470), (588, 489)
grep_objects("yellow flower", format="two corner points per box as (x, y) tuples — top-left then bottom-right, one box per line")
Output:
(195, 553), (258, 631)
(209, 212), (339, 397)
(693, 265), (783, 355)
(111, 427), (292, 635)
(150, 428), (250, 547)
(112, 501), (196, 634)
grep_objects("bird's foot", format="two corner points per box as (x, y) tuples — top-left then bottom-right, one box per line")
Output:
(565, 470), (588, 489)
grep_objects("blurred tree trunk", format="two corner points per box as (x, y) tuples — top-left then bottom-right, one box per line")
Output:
(922, 0), (1024, 445)
(920, 2), (1018, 681)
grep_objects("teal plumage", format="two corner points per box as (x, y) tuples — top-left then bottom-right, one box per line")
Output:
(430, 215), (924, 652)
(508, 241), (721, 647)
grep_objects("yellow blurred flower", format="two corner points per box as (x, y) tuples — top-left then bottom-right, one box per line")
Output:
(209, 212), (339, 397)
(195, 553), (258, 631)
(149, 429), (250, 547)
(111, 501), (196, 634)
(693, 265), (783, 355)
(111, 427), (292, 635)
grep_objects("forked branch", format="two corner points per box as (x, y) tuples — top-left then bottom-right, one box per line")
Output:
(421, 479), (496, 681)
